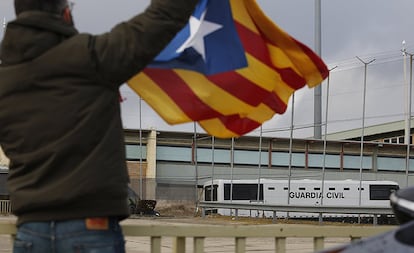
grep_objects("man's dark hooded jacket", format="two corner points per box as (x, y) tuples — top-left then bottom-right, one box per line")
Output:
(0, 0), (198, 225)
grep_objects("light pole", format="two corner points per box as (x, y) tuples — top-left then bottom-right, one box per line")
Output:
(210, 136), (215, 202)
(193, 123), (199, 207)
(257, 126), (263, 203)
(139, 97), (143, 199)
(319, 66), (337, 224)
(403, 50), (413, 187)
(407, 53), (412, 187)
(356, 56), (375, 220)
(287, 94), (295, 206)
(314, 0), (322, 139)
(230, 137), (235, 204)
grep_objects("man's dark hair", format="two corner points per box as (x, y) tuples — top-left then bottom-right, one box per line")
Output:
(14, 0), (68, 15)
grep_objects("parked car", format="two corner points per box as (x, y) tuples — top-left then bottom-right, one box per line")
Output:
(128, 187), (160, 216)
(319, 186), (414, 252)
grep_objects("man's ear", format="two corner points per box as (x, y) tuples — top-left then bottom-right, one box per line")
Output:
(62, 7), (73, 25)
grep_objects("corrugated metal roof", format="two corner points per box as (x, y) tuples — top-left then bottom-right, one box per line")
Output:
(326, 119), (414, 140)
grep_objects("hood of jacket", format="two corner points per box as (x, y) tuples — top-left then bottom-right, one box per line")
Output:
(0, 11), (78, 66)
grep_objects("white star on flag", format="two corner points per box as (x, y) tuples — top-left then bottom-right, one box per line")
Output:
(176, 9), (223, 61)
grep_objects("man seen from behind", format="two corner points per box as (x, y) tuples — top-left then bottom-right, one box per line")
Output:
(0, 0), (198, 252)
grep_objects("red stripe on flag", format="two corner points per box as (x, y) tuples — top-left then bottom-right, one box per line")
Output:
(235, 22), (307, 89)
(234, 22), (270, 65)
(219, 115), (261, 136)
(209, 71), (288, 114)
(263, 92), (288, 114)
(143, 69), (222, 121)
(208, 71), (274, 107)
(293, 37), (329, 79)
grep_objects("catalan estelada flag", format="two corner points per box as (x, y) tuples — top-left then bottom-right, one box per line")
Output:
(127, 0), (328, 138)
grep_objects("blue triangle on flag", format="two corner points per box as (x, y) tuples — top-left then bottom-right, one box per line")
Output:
(150, 0), (248, 75)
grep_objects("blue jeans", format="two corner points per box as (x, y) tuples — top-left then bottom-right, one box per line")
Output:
(13, 218), (126, 253)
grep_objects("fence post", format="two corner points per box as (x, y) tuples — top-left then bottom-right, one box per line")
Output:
(235, 237), (246, 253)
(151, 236), (161, 253)
(314, 237), (324, 251)
(275, 237), (286, 253)
(173, 237), (186, 253)
(193, 237), (205, 253)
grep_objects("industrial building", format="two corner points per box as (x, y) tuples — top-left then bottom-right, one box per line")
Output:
(1, 120), (414, 206)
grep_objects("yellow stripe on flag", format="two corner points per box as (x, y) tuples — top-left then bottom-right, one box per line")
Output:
(128, 74), (191, 124)
(243, 0), (325, 86)
(237, 53), (294, 104)
(199, 118), (239, 138)
(174, 70), (255, 116)
(230, 0), (260, 34)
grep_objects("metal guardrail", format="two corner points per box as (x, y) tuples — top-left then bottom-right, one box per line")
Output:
(198, 201), (394, 215)
(198, 201), (394, 225)
(0, 200), (393, 217)
(0, 219), (397, 253)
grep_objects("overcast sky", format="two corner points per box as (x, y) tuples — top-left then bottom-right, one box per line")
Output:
(2, 0), (414, 138)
